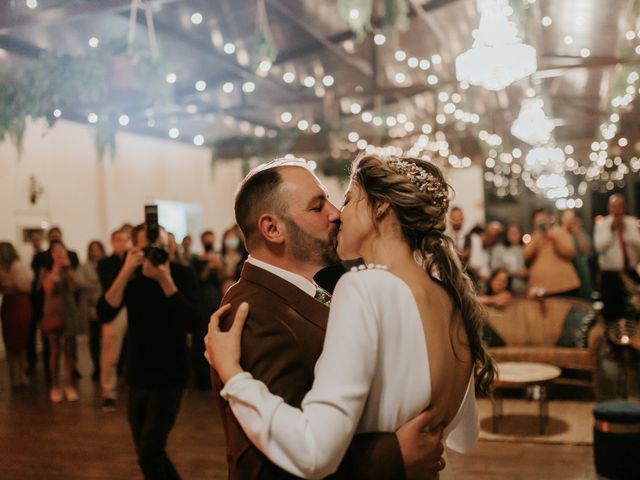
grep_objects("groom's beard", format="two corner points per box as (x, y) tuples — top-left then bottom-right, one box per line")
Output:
(284, 217), (339, 266)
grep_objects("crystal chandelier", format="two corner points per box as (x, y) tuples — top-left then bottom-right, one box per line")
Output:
(456, 1), (537, 91)
(511, 99), (555, 146)
(525, 146), (565, 174)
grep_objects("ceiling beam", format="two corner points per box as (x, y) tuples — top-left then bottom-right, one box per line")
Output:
(273, 0), (463, 65)
(537, 55), (640, 74)
(267, 0), (373, 77)
(123, 9), (306, 100)
(0, 0), (179, 35)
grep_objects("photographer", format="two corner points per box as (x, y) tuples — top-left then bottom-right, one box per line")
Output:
(97, 221), (199, 480)
(524, 208), (580, 297)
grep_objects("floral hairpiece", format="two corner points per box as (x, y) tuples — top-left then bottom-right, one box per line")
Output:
(386, 158), (449, 209)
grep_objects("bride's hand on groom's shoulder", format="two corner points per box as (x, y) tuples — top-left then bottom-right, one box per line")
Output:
(204, 302), (249, 383)
(396, 408), (445, 480)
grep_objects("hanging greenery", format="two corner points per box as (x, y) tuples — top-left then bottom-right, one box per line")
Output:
(338, 0), (373, 40)
(0, 38), (170, 159)
(249, 0), (278, 70)
(383, 0), (410, 33)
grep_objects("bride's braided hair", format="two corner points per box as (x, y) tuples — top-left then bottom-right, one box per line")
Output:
(350, 153), (496, 395)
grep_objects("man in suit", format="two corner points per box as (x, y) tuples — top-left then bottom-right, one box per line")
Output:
(212, 158), (445, 479)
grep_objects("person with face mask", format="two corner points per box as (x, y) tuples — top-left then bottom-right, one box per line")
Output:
(221, 225), (247, 293)
(189, 231), (223, 390)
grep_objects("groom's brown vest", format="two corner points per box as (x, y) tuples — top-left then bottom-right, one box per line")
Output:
(212, 262), (404, 479)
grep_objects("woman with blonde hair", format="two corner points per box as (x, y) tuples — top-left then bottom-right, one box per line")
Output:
(0, 242), (33, 387)
(206, 154), (495, 479)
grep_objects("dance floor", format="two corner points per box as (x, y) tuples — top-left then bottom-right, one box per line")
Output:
(0, 339), (596, 479)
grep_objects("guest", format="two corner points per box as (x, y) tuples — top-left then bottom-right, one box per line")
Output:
(27, 226), (79, 377)
(446, 206), (467, 255)
(97, 228), (130, 411)
(560, 210), (594, 301)
(190, 230), (223, 390)
(465, 221), (502, 290)
(75, 240), (106, 381)
(594, 194), (640, 321)
(479, 268), (513, 308)
(491, 222), (527, 295)
(524, 209), (580, 297)
(41, 242), (81, 403)
(220, 225), (247, 293)
(178, 234), (197, 267)
(167, 232), (179, 263)
(0, 242), (33, 387)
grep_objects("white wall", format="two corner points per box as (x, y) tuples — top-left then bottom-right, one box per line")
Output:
(0, 119), (243, 261)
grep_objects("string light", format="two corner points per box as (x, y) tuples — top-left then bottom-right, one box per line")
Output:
(223, 43), (236, 54)
(222, 82), (234, 93)
(118, 115), (129, 126)
(168, 128), (179, 139)
(242, 81), (256, 93)
(88, 37), (99, 48)
(87, 113), (98, 124)
(191, 12), (203, 25)
(195, 80), (207, 91)
(165, 73), (177, 84)
(193, 135), (204, 146)
(283, 72), (295, 83)
(280, 111), (292, 123)
(322, 75), (334, 87)
(374, 34), (386, 45)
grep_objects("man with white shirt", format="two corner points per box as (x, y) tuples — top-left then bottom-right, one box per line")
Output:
(594, 194), (640, 320)
(211, 158), (445, 480)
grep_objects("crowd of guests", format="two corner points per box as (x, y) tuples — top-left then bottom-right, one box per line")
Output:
(1, 193), (639, 401)
(448, 194), (640, 320)
(0, 223), (247, 404)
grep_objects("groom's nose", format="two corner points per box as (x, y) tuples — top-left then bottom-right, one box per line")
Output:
(326, 201), (340, 223)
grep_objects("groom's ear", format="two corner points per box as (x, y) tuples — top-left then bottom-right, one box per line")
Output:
(257, 213), (285, 245)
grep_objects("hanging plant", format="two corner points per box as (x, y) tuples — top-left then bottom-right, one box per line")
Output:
(338, 0), (373, 40)
(249, 0), (278, 70)
(0, 36), (170, 160)
(383, 0), (410, 33)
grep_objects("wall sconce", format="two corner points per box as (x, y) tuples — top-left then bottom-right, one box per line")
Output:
(29, 175), (44, 205)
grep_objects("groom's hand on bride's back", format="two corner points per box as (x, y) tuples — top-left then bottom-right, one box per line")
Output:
(396, 408), (445, 480)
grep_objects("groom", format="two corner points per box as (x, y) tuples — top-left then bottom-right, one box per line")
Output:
(211, 158), (445, 479)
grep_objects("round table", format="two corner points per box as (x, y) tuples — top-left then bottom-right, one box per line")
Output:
(492, 361), (562, 435)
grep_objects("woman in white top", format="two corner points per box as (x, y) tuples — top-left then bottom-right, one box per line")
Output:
(206, 154), (496, 479)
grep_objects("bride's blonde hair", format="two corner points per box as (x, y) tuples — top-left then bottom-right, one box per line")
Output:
(350, 153), (496, 395)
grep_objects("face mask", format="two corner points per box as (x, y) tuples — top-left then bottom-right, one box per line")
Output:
(203, 242), (214, 253)
(224, 237), (241, 250)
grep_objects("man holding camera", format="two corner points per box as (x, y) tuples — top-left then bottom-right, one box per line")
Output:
(97, 222), (199, 480)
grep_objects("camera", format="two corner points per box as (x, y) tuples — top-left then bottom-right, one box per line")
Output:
(143, 204), (169, 266)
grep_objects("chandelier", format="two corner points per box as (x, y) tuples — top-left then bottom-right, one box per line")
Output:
(456, 2), (537, 91)
(511, 99), (555, 146)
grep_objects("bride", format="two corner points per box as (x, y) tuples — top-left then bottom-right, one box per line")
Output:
(206, 154), (495, 479)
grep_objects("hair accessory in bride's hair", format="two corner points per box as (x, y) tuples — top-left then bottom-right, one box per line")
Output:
(386, 158), (449, 209)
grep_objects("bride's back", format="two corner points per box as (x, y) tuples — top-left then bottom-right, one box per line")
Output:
(395, 264), (473, 428)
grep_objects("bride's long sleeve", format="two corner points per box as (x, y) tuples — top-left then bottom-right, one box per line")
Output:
(220, 273), (379, 479)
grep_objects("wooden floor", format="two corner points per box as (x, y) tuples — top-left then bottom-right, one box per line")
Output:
(0, 342), (597, 479)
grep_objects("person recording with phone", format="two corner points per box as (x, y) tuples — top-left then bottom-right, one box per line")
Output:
(524, 208), (581, 298)
(97, 210), (199, 480)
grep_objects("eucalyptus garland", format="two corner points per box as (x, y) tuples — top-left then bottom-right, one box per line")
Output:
(0, 38), (170, 159)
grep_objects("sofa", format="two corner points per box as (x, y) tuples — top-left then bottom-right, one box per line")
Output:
(485, 297), (605, 386)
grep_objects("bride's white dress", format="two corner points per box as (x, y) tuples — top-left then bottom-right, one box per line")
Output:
(221, 267), (479, 479)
